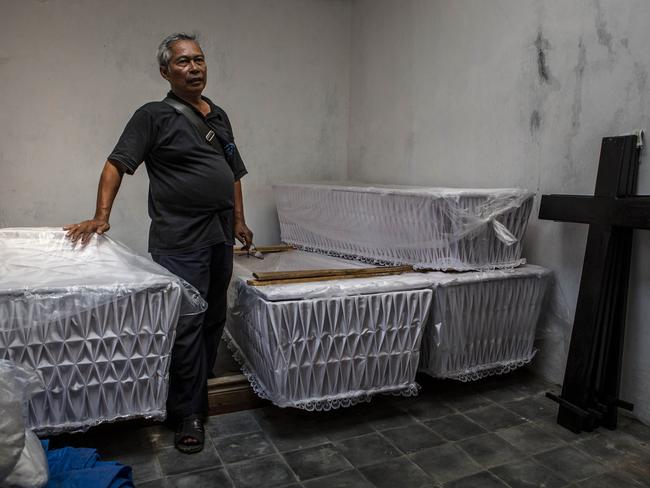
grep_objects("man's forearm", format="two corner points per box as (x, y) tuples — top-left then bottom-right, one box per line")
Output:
(234, 179), (245, 222)
(233, 179), (253, 247)
(95, 160), (124, 222)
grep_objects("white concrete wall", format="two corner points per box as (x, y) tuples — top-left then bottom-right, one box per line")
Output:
(349, 0), (650, 423)
(0, 0), (351, 254)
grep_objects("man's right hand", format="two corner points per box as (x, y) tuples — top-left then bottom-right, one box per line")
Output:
(64, 160), (124, 246)
(63, 219), (110, 245)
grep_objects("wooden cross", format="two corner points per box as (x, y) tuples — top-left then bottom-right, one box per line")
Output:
(538, 133), (646, 433)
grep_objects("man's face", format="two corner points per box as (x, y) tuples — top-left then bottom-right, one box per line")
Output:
(160, 40), (207, 95)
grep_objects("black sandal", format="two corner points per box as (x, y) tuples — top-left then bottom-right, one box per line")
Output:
(174, 414), (205, 454)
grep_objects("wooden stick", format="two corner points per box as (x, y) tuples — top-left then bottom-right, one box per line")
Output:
(252, 265), (413, 282)
(248, 267), (415, 286)
(234, 244), (294, 255)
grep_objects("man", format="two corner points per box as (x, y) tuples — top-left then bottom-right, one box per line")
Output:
(65, 33), (253, 454)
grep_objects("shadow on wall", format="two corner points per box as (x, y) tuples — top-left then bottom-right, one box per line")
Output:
(534, 274), (574, 384)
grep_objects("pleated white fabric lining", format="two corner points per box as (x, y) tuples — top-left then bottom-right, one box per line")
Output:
(0, 228), (202, 434)
(0, 205), (549, 423)
(418, 269), (550, 381)
(226, 281), (432, 410)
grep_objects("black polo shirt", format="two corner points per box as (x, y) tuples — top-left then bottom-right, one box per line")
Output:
(108, 92), (248, 255)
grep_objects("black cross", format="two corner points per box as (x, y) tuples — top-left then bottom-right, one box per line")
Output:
(538, 133), (646, 433)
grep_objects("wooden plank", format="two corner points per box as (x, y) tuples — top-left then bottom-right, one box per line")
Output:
(248, 268), (416, 287)
(556, 224), (614, 432)
(210, 373), (248, 387)
(252, 265), (414, 282)
(539, 195), (650, 228)
(207, 374), (268, 416)
(600, 228), (634, 429)
(541, 135), (642, 434)
(234, 244), (294, 255)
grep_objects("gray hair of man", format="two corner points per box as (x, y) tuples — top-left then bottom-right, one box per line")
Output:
(157, 33), (202, 68)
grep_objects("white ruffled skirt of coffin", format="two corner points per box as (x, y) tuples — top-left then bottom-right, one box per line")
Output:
(274, 182), (534, 271)
(0, 228), (205, 434)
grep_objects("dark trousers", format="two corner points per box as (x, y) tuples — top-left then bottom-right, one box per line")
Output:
(153, 242), (233, 421)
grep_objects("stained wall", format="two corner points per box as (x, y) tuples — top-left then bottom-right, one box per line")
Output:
(348, 0), (650, 423)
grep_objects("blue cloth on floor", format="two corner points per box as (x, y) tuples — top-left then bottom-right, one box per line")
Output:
(41, 440), (134, 488)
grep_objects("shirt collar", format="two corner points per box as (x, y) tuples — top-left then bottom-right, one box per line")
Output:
(167, 91), (217, 118)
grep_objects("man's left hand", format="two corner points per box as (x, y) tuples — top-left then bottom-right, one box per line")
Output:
(234, 219), (253, 249)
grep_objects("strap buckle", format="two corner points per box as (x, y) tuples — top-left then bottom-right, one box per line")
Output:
(206, 130), (215, 142)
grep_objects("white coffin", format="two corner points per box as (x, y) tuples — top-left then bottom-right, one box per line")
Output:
(418, 265), (551, 381)
(225, 251), (433, 410)
(0, 228), (202, 434)
(225, 251), (550, 409)
(274, 182), (534, 271)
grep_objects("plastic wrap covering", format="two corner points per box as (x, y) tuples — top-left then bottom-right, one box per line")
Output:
(0, 360), (48, 488)
(229, 252), (551, 391)
(232, 250), (434, 301)
(0, 228), (207, 434)
(274, 182), (534, 271)
(418, 265), (551, 381)
(226, 254), (433, 410)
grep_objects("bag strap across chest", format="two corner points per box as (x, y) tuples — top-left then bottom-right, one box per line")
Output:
(163, 97), (220, 149)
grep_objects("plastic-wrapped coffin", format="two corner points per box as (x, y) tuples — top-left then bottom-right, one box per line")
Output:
(225, 252), (433, 411)
(274, 182), (534, 271)
(418, 265), (551, 381)
(225, 251), (550, 410)
(0, 228), (203, 434)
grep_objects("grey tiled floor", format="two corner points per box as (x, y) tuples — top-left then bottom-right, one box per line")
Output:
(50, 371), (650, 487)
